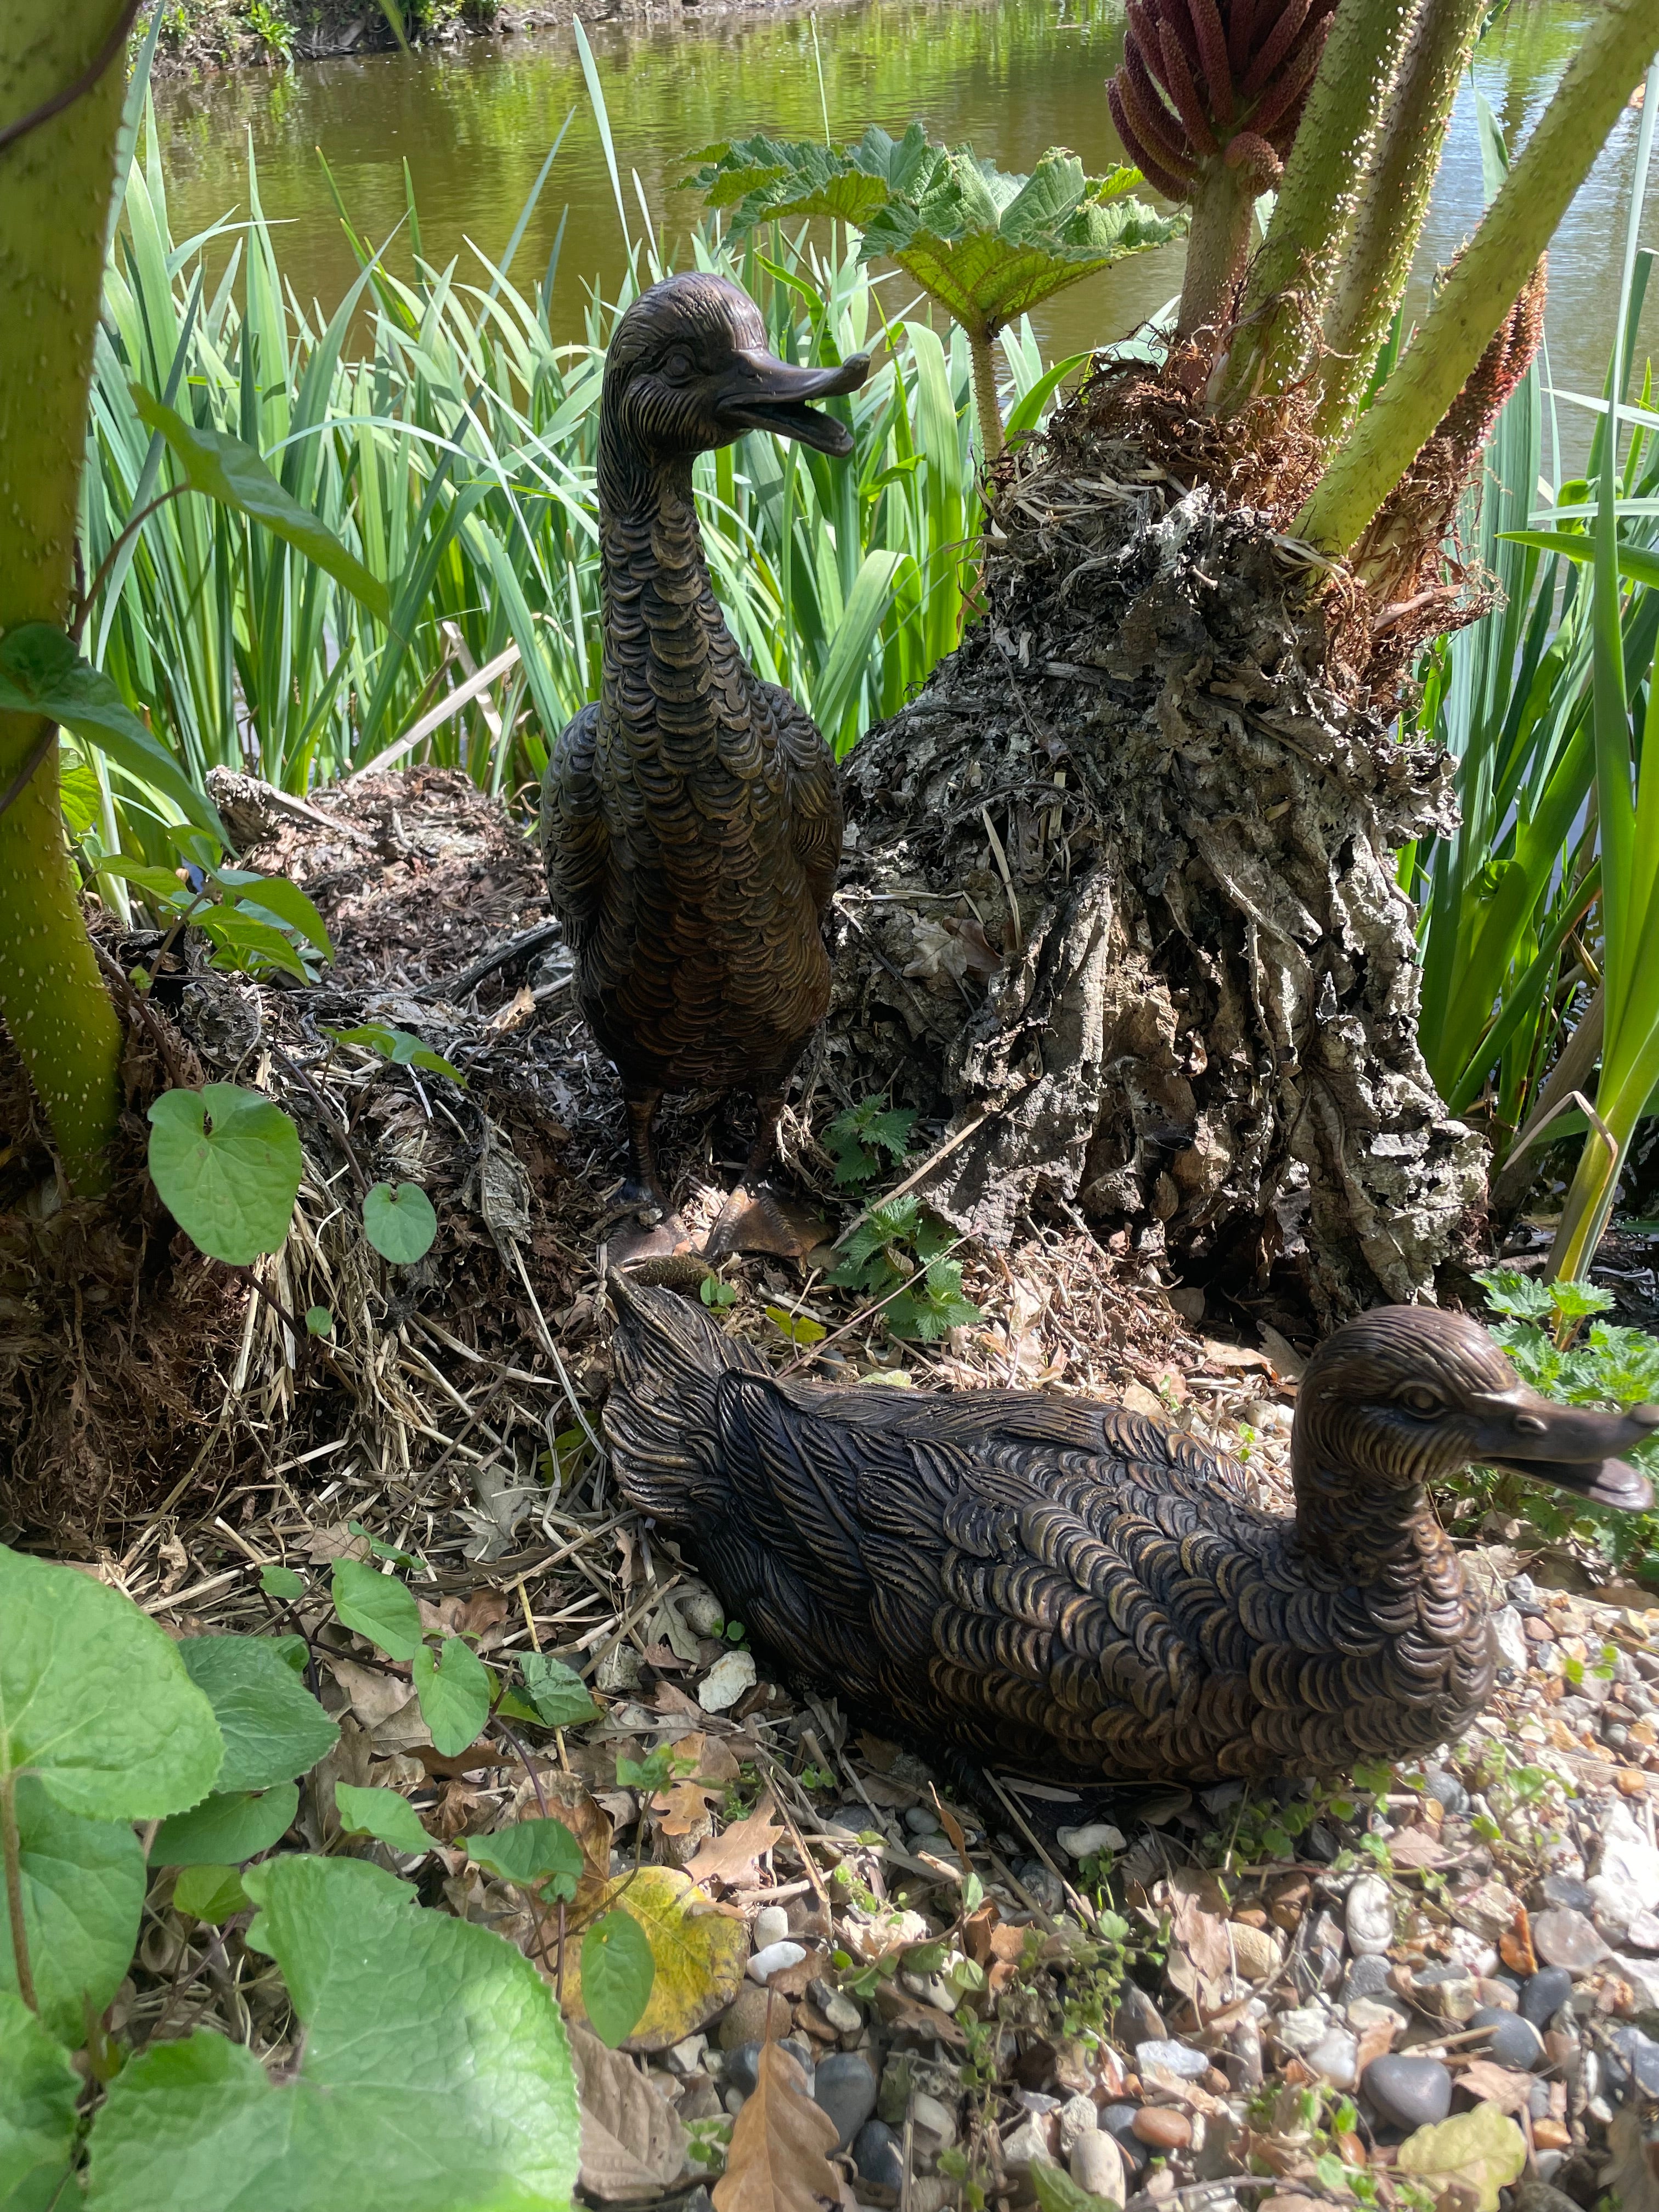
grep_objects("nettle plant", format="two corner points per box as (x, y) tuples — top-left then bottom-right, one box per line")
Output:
(689, 124), (1183, 459)
(816, 1097), (984, 1342)
(0, 1541), (653, 2209)
(1454, 1266), (1659, 1577)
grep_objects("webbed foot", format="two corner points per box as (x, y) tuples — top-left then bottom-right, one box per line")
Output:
(703, 1182), (827, 1261)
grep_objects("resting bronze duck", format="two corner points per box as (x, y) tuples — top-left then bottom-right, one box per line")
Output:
(606, 1279), (1657, 1784)
(542, 274), (868, 1258)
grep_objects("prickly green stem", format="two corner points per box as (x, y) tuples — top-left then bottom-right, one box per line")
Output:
(1298, 0), (1659, 554)
(968, 327), (1005, 461)
(1178, 157), (1261, 343)
(1215, 0), (1420, 411)
(0, 0), (128, 1192)
(1311, 0), (1487, 444)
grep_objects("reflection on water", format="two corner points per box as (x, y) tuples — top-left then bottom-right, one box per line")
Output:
(153, 0), (1658, 469)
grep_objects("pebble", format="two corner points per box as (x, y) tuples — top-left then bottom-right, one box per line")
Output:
(1101, 2107), (1148, 2169)
(812, 2053), (877, 2149)
(1423, 1770), (1471, 1815)
(1342, 1954), (1395, 2004)
(679, 1592), (726, 1635)
(727, 2038), (814, 2096)
(1413, 1969), (1476, 2023)
(1347, 1997), (1408, 2032)
(747, 1940), (806, 1984)
(665, 2034), (708, 2076)
(1228, 1922), (1282, 1980)
(1274, 2007), (1333, 2056)
(854, 2119), (905, 2192)
(1345, 1873), (1394, 1955)
(1057, 1821), (1127, 1859)
(1489, 1607), (1530, 1675)
(1614, 2025), (1659, 2097)
(1001, 2115), (1053, 2172)
(1595, 1804), (1659, 1911)
(719, 1985), (775, 2048)
(1539, 1875), (1595, 1913)
(1520, 1966), (1575, 2026)
(752, 1905), (791, 1950)
(1531, 1908), (1608, 1973)
(1305, 2029), (1359, 2087)
(1136, 2039), (1210, 2080)
(1058, 2096), (1099, 2156)
(1131, 2108), (1192, 2151)
(1114, 1985), (1168, 2045)
(1471, 2006), (1544, 2069)
(1072, 2131), (1127, 2202)
(904, 1805), (942, 1836)
(912, 2094), (957, 2152)
(698, 1650), (757, 1713)
(1363, 2054), (1453, 2131)
(900, 1969), (961, 2014)
(808, 1978), (862, 2037)
(1015, 1860), (1066, 1914)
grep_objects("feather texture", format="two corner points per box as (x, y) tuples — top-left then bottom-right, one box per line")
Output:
(606, 1278), (1658, 1785)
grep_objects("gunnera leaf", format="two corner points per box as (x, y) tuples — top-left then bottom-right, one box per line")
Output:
(83, 1854), (580, 2212)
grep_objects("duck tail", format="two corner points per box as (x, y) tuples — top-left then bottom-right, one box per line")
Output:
(602, 1272), (768, 1523)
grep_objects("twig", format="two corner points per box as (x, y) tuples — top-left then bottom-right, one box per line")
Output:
(415, 920), (565, 1005)
(776, 1233), (972, 1378)
(507, 1237), (603, 1458)
(980, 1768), (1098, 1932)
(830, 1115), (994, 1249)
(266, 1040), (371, 1196)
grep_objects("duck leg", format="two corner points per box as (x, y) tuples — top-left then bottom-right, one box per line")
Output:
(607, 1087), (692, 1263)
(704, 1091), (826, 1261)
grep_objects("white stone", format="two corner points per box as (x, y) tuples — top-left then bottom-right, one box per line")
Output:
(1000, 2117), (1051, 2172)
(1071, 2131), (1126, 2202)
(747, 1940), (806, 1983)
(699, 1650), (757, 1713)
(1595, 1803), (1659, 1912)
(1058, 2095), (1099, 2156)
(913, 2092), (958, 2151)
(1305, 2029), (1359, 2087)
(901, 1968), (962, 2014)
(679, 1590), (726, 1635)
(1274, 2006), (1331, 2056)
(1057, 1821), (1127, 1860)
(1589, 1876), (1639, 1936)
(1345, 1873), (1395, 1956)
(1347, 1997), (1405, 2032)
(1490, 1606), (1530, 1675)
(665, 2034), (708, 2076)
(1609, 1952), (1659, 2008)
(752, 1905), (791, 1949)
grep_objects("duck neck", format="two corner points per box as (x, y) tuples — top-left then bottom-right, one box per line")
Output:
(1289, 1437), (1464, 1594)
(596, 421), (732, 709)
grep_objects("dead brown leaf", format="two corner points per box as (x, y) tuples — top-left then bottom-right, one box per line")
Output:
(568, 2019), (690, 2201)
(713, 2036), (840, 2212)
(684, 1791), (786, 1891)
(1387, 1827), (1449, 1869)
(1164, 1867), (1233, 2011)
(1455, 2061), (1534, 2114)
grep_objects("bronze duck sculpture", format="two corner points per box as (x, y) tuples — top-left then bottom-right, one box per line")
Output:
(605, 1278), (1657, 1784)
(541, 274), (868, 1259)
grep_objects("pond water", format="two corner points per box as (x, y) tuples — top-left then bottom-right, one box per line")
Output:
(152, 0), (1658, 471)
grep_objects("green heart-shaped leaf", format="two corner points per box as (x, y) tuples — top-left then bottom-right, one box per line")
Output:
(146, 1085), (303, 1265)
(0, 1779), (145, 2045)
(0, 1990), (79, 2210)
(152, 1783), (300, 1868)
(83, 1855), (580, 2211)
(580, 1909), (657, 2050)
(177, 1637), (337, 1791)
(172, 1865), (250, 1924)
(520, 1652), (601, 1729)
(0, 1544), (221, 1821)
(465, 1819), (583, 1895)
(412, 1637), (492, 1758)
(362, 1181), (437, 1265)
(334, 1784), (432, 1857)
(330, 1560), (422, 1662)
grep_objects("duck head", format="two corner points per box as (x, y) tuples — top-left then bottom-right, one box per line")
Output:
(1293, 1304), (1657, 1512)
(601, 272), (871, 465)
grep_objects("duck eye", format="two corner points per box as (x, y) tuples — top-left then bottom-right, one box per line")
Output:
(1398, 1386), (1445, 1417)
(662, 348), (693, 381)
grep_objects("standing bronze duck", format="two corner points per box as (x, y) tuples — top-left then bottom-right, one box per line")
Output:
(542, 274), (868, 1258)
(605, 1278), (1657, 1784)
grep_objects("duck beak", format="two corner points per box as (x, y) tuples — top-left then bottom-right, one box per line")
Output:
(715, 347), (871, 456)
(1466, 1384), (1658, 1511)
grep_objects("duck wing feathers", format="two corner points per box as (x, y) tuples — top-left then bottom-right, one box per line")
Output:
(606, 1280), (1282, 1782)
(541, 701), (607, 953)
(755, 681), (842, 922)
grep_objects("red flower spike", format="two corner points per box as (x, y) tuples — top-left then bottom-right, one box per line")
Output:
(1110, 0), (1331, 210)
(1226, 0), (1259, 78)
(1240, 0), (1313, 103)
(1108, 79), (1199, 201)
(1125, 44), (1198, 170)
(1160, 21), (1222, 155)
(1187, 0), (1237, 124)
